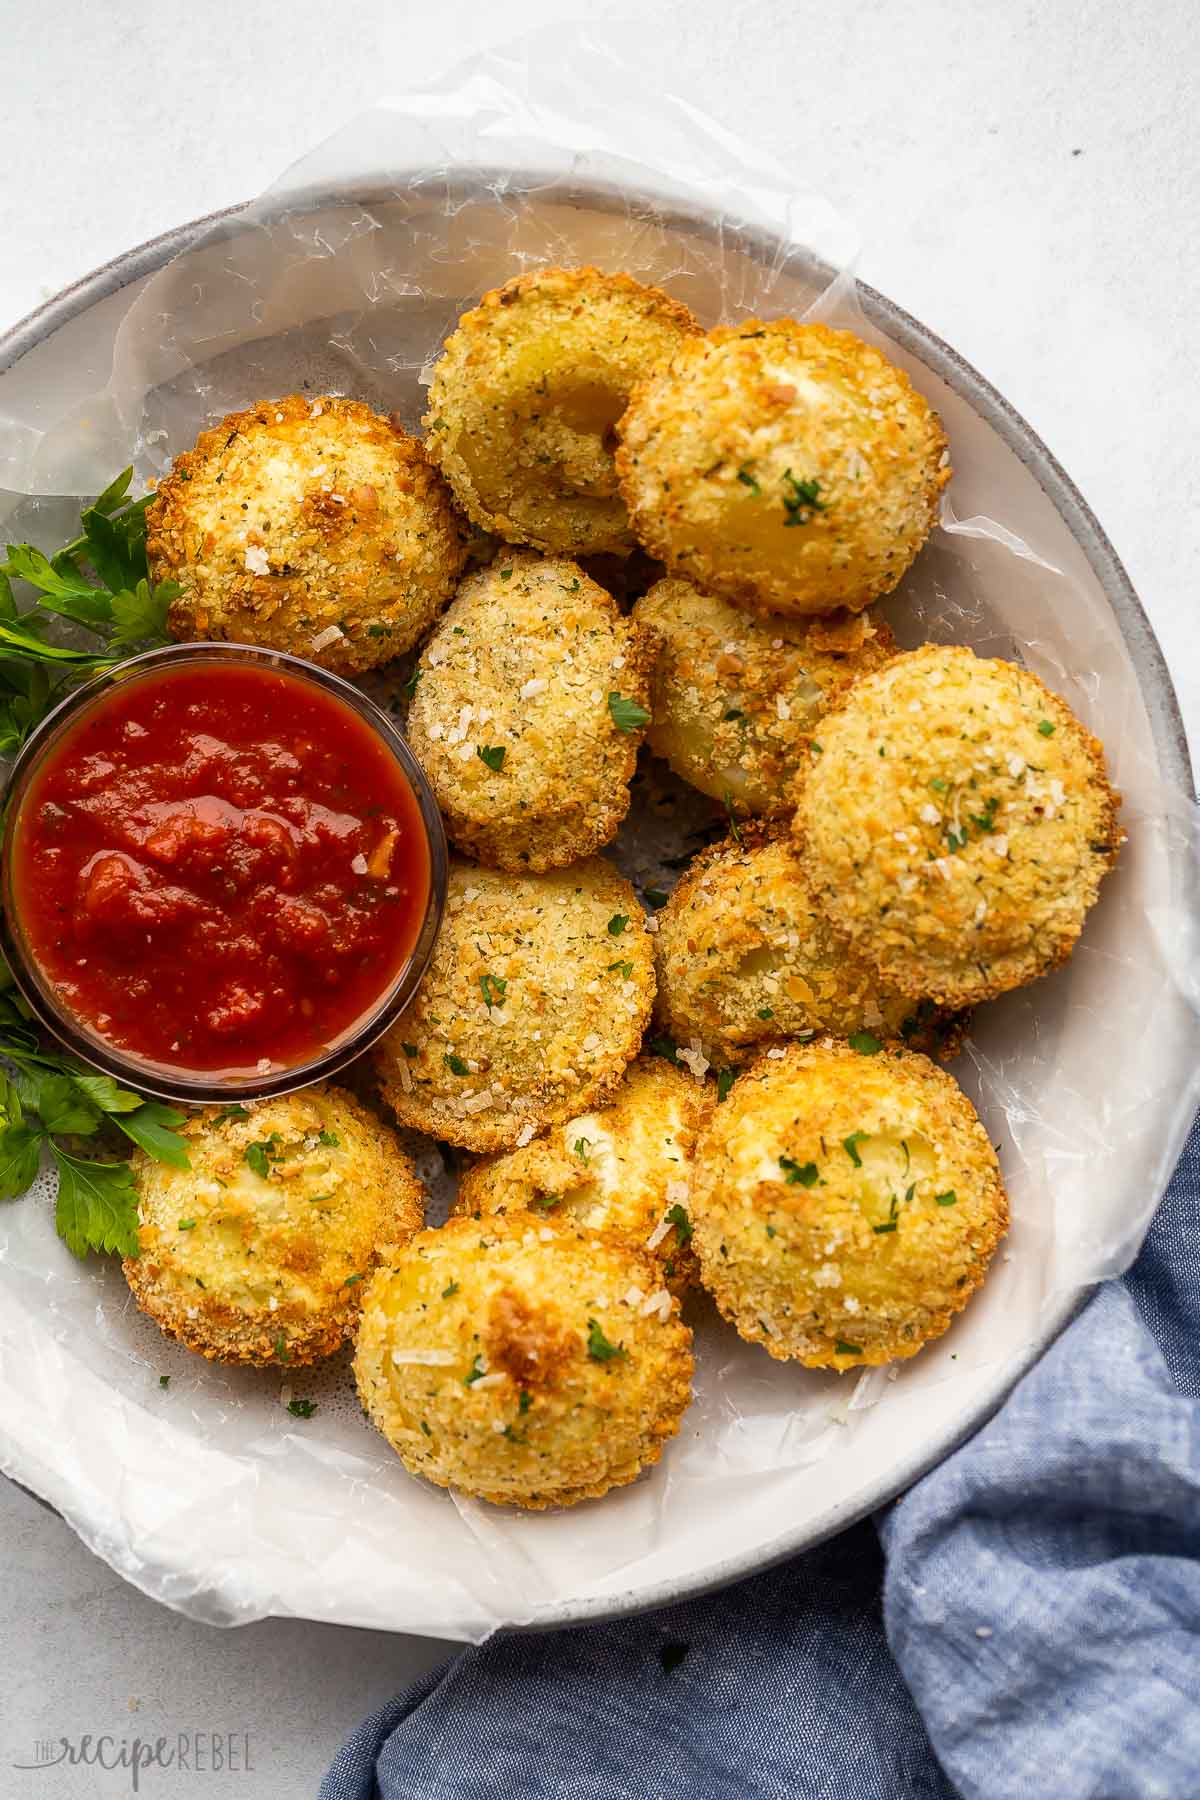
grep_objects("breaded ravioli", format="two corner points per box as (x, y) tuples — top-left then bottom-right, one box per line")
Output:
(123, 1085), (424, 1366)
(454, 1057), (711, 1290)
(423, 267), (699, 557)
(690, 1040), (1007, 1368)
(146, 395), (469, 674)
(373, 860), (656, 1152)
(793, 645), (1122, 1006)
(354, 1212), (693, 1508)
(406, 553), (655, 871)
(616, 320), (950, 617)
(633, 578), (893, 814)
(655, 829), (962, 1066)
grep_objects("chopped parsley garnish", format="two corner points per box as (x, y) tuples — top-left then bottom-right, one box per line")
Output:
(934, 1190), (958, 1206)
(531, 1192), (561, 1211)
(757, 1006), (774, 1020)
(499, 567), (513, 580)
(444, 1052), (470, 1077)
(158, 1375), (170, 1390)
(643, 887), (669, 909)
(573, 1137), (592, 1166)
(476, 744), (506, 771)
(318, 1131), (339, 1147)
(464, 1355), (486, 1385)
(244, 1135), (283, 1179)
(442, 1282), (460, 1298)
(215, 1103), (250, 1124)
(274, 1333), (291, 1364)
(177, 1219), (197, 1232)
(607, 959), (634, 978)
(1037, 719), (1055, 737)
(945, 825), (969, 854)
(968, 796), (1000, 834)
(647, 1036), (680, 1065)
(343, 1273), (363, 1287)
(287, 1399), (317, 1419)
(723, 790), (742, 843)
(401, 667), (422, 701)
(873, 1194), (900, 1235)
(402, 1043), (419, 1058)
(502, 1425), (525, 1443)
(660, 1642), (690, 1674)
(518, 1390), (532, 1414)
(810, 740), (823, 755)
(666, 1203), (693, 1245)
(848, 1031), (882, 1055)
(608, 692), (651, 734)
(779, 1156), (819, 1187)
(766, 1225), (777, 1239)
(420, 1419), (432, 1436)
(843, 1131), (869, 1167)
(781, 471), (829, 527)
(736, 468), (761, 497)
(586, 1318), (627, 1363)
(479, 973), (507, 1010)
(834, 1339), (863, 1357)
(716, 1069), (736, 1103)
(929, 777), (949, 793)
(607, 913), (629, 936)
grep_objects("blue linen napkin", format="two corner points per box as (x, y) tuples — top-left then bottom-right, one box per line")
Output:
(321, 1122), (1200, 1800)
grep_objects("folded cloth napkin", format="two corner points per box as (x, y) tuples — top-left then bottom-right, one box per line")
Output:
(321, 1122), (1200, 1800)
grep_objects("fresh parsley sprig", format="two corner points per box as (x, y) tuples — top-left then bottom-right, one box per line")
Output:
(0, 469), (176, 752)
(0, 954), (190, 1259)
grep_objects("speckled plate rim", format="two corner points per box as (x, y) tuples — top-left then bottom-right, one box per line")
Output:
(0, 174), (1193, 1635)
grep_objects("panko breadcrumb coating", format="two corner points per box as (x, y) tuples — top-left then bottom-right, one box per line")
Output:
(146, 395), (469, 674)
(634, 578), (894, 814)
(655, 829), (962, 1066)
(423, 267), (699, 557)
(373, 860), (656, 1152)
(354, 1212), (693, 1508)
(690, 1039), (1007, 1368)
(616, 320), (949, 617)
(406, 553), (655, 871)
(454, 1057), (711, 1291)
(123, 1085), (424, 1366)
(793, 645), (1122, 1006)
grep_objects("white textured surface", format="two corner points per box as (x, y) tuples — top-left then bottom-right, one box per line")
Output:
(0, 1), (1195, 1795)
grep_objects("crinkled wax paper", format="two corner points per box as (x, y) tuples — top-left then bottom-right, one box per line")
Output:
(0, 31), (1197, 1640)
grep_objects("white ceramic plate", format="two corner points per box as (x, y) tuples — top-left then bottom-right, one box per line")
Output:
(0, 172), (1195, 1640)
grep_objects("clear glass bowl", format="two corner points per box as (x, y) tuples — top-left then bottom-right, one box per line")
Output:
(0, 642), (447, 1105)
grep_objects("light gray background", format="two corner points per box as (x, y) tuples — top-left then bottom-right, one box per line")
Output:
(1, 1), (1196, 1795)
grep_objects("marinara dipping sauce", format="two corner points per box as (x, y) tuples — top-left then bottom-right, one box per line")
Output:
(3, 648), (445, 1096)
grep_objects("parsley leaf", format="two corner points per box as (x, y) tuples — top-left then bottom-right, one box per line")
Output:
(781, 471), (829, 527)
(586, 1318), (627, 1363)
(716, 1069), (736, 1103)
(464, 1355), (486, 1386)
(848, 1031), (882, 1055)
(51, 1145), (140, 1259)
(665, 1202), (693, 1246)
(736, 468), (761, 497)
(442, 1282), (460, 1299)
(607, 692), (651, 734)
(779, 1156), (819, 1187)
(834, 1339), (863, 1357)
(934, 1190), (958, 1206)
(286, 1399), (317, 1419)
(114, 1100), (191, 1169)
(643, 887), (669, 909)
(476, 744), (506, 771)
(1037, 719), (1055, 737)
(0, 1120), (41, 1202)
(479, 973), (507, 1010)
(573, 1137), (592, 1166)
(843, 1131), (870, 1167)
(444, 1053), (470, 1077)
(607, 914), (629, 936)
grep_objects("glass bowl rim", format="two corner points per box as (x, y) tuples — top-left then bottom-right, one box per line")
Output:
(0, 639), (448, 1105)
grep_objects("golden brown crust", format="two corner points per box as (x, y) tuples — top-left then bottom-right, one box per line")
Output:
(424, 266), (699, 557)
(655, 826), (965, 1065)
(147, 394), (469, 674)
(792, 645), (1123, 1006)
(123, 1085), (424, 1366)
(690, 1039), (1008, 1369)
(452, 1056), (712, 1292)
(615, 319), (950, 616)
(353, 1212), (693, 1508)
(634, 578), (895, 815)
(372, 860), (656, 1152)
(407, 552), (656, 871)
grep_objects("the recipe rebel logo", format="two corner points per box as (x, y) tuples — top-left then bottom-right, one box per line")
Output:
(12, 1731), (255, 1792)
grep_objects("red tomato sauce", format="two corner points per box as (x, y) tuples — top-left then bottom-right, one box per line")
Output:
(9, 662), (431, 1076)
